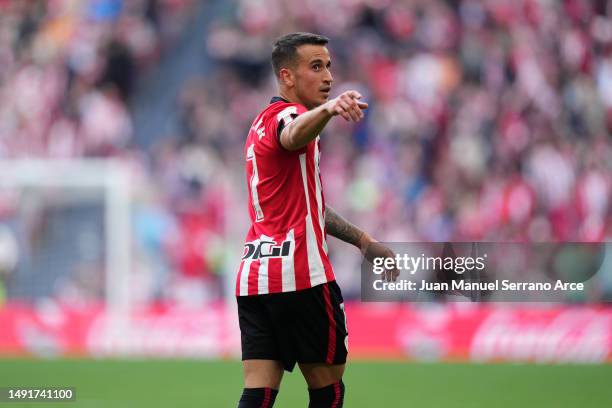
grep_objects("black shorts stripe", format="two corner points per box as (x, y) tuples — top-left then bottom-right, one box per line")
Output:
(322, 283), (336, 364)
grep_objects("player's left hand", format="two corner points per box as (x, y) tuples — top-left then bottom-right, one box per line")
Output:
(359, 234), (400, 282)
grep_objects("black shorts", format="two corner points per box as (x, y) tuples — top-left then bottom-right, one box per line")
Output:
(237, 281), (348, 372)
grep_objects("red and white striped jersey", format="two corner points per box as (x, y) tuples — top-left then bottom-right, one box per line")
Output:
(236, 97), (335, 296)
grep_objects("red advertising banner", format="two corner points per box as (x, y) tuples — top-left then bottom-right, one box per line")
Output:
(345, 304), (612, 363)
(1, 302), (611, 363)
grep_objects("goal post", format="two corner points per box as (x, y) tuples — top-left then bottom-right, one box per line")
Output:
(0, 159), (132, 313)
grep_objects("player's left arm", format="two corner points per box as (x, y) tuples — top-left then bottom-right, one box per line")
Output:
(325, 205), (399, 282)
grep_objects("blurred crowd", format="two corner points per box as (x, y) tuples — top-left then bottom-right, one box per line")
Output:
(0, 0), (195, 157)
(1, 0), (612, 304)
(200, 0), (612, 297)
(205, 0), (612, 242)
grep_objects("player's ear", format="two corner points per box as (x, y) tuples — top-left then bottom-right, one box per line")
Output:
(279, 68), (294, 88)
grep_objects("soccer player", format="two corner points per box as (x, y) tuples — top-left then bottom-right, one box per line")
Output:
(236, 32), (398, 408)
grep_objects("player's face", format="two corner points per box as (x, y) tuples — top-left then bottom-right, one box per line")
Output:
(292, 45), (333, 109)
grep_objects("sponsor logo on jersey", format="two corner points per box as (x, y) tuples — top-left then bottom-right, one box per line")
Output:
(242, 239), (291, 260)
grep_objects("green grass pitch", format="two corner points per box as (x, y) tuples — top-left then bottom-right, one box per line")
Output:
(0, 359), (610, 407)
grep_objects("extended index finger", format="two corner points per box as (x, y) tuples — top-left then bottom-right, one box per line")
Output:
(345, 90), (363, 100)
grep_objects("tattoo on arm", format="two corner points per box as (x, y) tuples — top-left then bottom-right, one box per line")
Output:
(325, 205), (364, 248)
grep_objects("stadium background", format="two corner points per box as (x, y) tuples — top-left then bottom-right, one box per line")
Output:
(0, 0), (611, 406)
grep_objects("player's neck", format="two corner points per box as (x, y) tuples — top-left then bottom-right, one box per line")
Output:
(279, 89), (302, 106)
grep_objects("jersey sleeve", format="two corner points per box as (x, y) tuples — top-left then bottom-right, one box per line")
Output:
(260, 103), (308, 152)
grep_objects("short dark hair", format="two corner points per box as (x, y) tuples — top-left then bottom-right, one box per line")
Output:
(271, 32), (329, 78)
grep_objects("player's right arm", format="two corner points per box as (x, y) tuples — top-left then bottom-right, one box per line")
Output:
(279, 90), (368, 151)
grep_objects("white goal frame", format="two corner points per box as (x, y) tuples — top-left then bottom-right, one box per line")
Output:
(0, 159), (131, 312)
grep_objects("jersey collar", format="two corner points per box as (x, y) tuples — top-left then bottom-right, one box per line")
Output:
(270, 96), (290, 104)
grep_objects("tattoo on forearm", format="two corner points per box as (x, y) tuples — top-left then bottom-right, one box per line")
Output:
(324, 205), (364, 247)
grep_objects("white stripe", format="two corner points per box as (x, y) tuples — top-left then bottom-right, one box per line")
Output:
(299, 153), (326, 287)
(258, 258), (269, 294)
(282, 229), (296, 292)
(239, 237), (259, 296)
(313, 139), (328, 254)
(305, 215), (326, 287)
(239, 258), (252, 296)
(257, 234), (272, 294)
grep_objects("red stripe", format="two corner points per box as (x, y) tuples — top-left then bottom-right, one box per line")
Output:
(236, 260), (244, 296)
(260, 387), (271, 408)
(247, 260), (260, 295)
(320, 249), (334, 282)
(267, 257), (282, 293)
(331, 382), (341, 408)
(323, 283), (336, 364)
